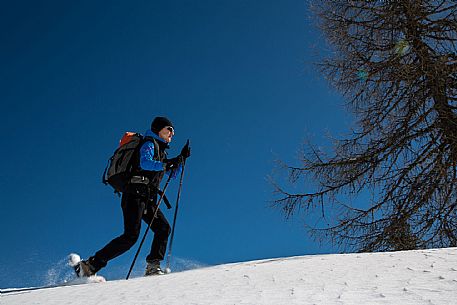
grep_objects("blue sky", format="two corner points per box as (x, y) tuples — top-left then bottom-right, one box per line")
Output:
(0, 0), (350, 288)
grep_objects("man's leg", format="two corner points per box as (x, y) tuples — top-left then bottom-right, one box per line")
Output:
(89, 193), (145, 272)
(143, 206), (171, 264)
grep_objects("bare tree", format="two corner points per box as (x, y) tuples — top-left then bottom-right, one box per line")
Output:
(274, 0), (457, 252)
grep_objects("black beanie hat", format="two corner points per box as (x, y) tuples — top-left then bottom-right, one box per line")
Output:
(151, 116), (174, 134)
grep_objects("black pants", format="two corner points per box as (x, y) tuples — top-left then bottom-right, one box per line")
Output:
(91, 192), (171, 271)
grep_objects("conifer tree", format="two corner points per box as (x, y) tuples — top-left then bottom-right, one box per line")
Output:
(275, 0), (457, 251)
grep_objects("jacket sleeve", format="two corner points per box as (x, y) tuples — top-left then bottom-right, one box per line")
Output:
(139, 142), (165, 171)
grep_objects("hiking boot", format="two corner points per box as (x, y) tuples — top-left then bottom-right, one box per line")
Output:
(75, 259), (97, 277)
(145, 260), (164, 276)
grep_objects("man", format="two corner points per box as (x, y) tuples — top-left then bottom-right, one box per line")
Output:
(77, 116), (190, 276)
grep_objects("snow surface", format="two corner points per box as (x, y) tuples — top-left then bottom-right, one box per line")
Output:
(2, 248), (457, 305)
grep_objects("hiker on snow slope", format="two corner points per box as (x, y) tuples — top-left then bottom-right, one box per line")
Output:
(76, 116), (191, 276)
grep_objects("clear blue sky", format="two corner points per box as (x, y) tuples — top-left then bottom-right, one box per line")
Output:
(0, 0), (350, 288)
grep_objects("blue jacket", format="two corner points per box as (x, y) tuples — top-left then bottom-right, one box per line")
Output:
(139, 130), (181, 179)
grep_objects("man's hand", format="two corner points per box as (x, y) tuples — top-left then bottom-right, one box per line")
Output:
(164, 157), (182, 171)
(180, 140), (191, 159)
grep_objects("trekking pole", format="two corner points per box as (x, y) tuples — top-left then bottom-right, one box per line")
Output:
(126, 174), (173, 280)
(165, 154), (188, 272)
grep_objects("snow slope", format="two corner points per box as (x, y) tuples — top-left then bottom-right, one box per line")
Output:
(2, 248), (457, 305)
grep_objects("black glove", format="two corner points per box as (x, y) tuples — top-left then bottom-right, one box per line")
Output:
(164, 157), (182, 171)
(180, 140), (191, 159)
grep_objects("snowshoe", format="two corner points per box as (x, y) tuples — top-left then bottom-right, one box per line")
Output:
(68, 253), (97, 277)
(145, 260), (165, 276)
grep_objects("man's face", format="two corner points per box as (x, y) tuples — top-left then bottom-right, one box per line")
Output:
(158, 126), (174, 143)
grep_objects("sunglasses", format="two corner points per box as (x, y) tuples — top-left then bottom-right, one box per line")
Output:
(166, 126), (175, 133)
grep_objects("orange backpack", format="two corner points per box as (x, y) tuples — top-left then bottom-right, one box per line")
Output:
(102, 132), (144, 194)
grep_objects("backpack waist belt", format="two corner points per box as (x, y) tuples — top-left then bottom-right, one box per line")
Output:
(130, 175), (150, 184)
(130, 176), (172, 209)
